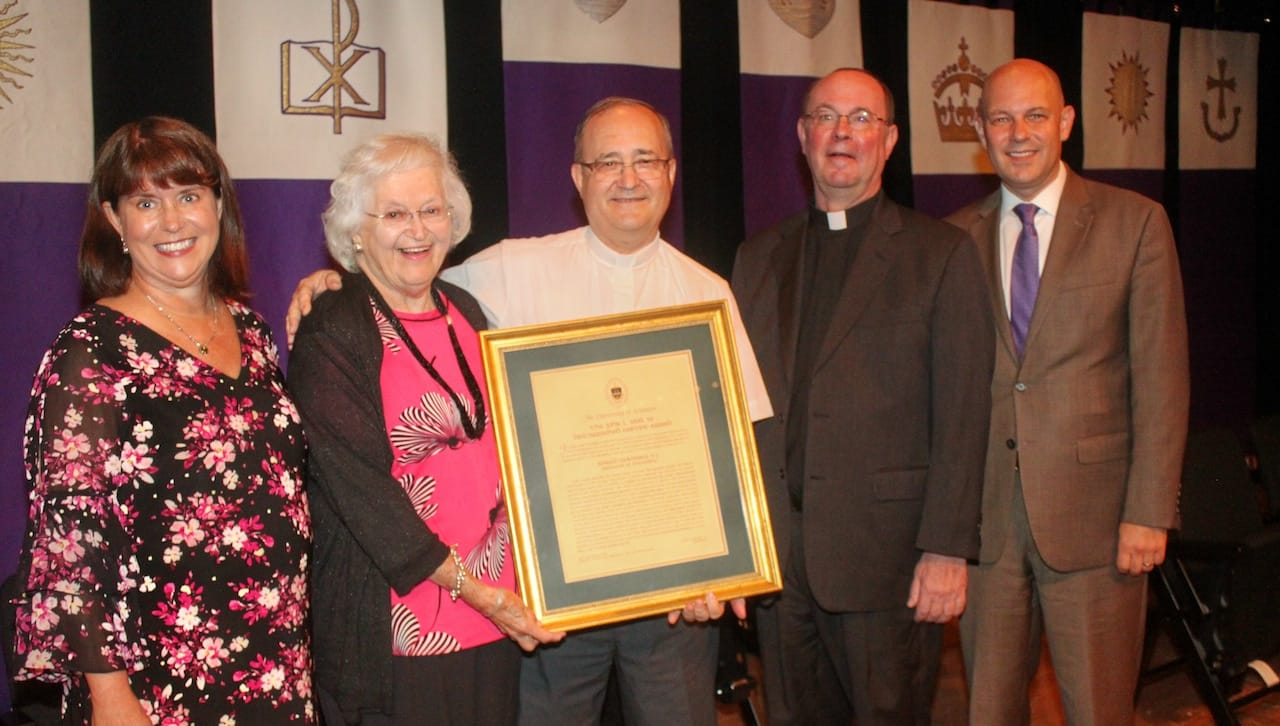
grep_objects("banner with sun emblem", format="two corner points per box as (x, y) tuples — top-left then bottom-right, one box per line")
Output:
(501, 0), (683, 244)
(1179, 26), (1258, 170)
(737, 0), (862, 236)
(0, 0), (93, 182)
(907, 0), (1012, 217)
(1080, 12), (1168, 200)
(0, 1), (94, 649)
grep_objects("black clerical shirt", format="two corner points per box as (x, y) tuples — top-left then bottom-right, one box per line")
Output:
(785, 193), (880, 511)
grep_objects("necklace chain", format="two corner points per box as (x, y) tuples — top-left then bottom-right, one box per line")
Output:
(362, 278), (487, 441)
(144, 293), (220, 356)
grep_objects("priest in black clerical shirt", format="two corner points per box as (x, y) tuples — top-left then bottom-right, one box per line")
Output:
(731, 68), (995, 726)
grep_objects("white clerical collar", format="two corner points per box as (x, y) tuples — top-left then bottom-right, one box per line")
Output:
(585, 226), (660, 268)
(825, 210), (848, 230)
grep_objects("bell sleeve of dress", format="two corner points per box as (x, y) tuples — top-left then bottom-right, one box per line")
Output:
(13, 319), (149, 683)
(287, 290), (450, 596)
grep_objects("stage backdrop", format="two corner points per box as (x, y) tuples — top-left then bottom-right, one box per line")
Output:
(0, 0), (1275, 711)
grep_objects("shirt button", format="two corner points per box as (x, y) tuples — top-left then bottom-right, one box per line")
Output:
(1014, 382), (1028, 392)
(1006, 438), (1017, 449)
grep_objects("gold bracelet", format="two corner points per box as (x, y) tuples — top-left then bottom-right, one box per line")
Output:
(448, 545), (467, 602)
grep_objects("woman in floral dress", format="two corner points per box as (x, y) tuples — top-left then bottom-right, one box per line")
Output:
(12, 117), (313, 724)
(288, 133), (561, 725)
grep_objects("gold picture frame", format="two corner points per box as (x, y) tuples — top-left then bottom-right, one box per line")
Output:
(479, 300), (780, 631)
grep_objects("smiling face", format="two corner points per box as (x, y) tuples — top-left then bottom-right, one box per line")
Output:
(977, 59), (1076, 201)
(103, 182), (223, 297)
(798, 69), (899, 211)
(353, 165), (452, 312)
(570, 103), (676, 254)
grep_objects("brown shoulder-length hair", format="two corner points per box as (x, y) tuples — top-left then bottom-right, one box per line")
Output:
(80, 116), (250, 302)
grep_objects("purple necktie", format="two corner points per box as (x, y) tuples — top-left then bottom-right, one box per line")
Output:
(1010, 203), (1040, 358)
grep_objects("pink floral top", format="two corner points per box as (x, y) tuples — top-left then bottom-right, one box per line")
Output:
(13, 303), (314, 724)
(374, 297), (514, 655)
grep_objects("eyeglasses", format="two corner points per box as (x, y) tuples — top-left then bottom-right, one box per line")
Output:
(802, 109), (887, 132)
(577, 158), (672, 180)
(365, 207), (451, 233)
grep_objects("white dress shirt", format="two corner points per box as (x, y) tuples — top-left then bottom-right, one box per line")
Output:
(997, 160), (1068, 319)
(440, 225), (774, 421)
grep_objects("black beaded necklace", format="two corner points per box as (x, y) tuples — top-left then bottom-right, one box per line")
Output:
(362, 277), (487, 441)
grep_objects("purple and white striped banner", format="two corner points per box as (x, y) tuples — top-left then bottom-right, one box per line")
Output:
(213, 0), (450, 348)
(1080, 12), (1169, 201)
(907, 0), (1011, 218)
(502, 0), (684, 244)
(738, 0), (863, 236)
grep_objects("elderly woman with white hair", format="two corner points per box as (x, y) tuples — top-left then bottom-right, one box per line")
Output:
(288, 132), (561, 725)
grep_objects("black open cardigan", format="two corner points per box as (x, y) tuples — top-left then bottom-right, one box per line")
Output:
(287, 272), (490, 723)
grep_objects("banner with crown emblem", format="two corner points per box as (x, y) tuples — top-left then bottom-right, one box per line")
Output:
(212, 0), (448, 344)
(1179, 26), (1258, 171)
(907, 0), (1011, 217)
(501, 0), (683, 244)
(737, 0), (862, 236)
(0, 1), (94, 684)
(1080, 13), (1168, 201)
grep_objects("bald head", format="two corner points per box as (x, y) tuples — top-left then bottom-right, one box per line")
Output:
(979, 59), (1065, 119)
(975, 58), (1075, 201)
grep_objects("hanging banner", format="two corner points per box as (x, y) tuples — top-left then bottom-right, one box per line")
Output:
(907, 0), (1012, 217)
(213, 0), (449, 343)
(1081, 13), (1168, 172)
(0, 1), (94, 677)
(738, 0), (862, 236)
(0, 0), (93, 182)
(501, 0), (682, 243)
(213, 0), (447, 179)
(1179, 26), (1258, 170)
(1176, 25), (1259, 427)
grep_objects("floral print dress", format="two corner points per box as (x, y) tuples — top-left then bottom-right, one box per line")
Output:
(12, 303), (313, 724)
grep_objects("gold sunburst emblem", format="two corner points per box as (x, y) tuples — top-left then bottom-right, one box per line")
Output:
(0, 1), (35, 109)
(1105, 50), (1154, 135)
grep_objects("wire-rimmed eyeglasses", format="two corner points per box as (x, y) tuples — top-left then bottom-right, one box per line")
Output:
(577, 158), (672, 180)
(802, 108), (887, 132)
(364, 206), (452, 233)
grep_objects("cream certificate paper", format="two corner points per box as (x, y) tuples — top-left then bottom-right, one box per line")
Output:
(530, 351), (728, 583)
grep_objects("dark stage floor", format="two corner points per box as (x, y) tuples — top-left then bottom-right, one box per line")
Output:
(716, 620), (1280, 725)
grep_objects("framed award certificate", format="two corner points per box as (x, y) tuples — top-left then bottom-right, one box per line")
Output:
(479, 300), (780, 631)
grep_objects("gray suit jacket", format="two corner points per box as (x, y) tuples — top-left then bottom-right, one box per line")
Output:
(946, 168), (1189, 572)
(732, 195), (994, 612)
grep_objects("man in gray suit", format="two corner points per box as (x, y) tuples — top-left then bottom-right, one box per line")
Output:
(946, 58), (1189, 725)
(732, 68), (994, 725)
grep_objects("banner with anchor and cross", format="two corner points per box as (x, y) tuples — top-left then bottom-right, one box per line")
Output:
(1176, 25), (1259, 428)
(1179, 26), (1258, 170)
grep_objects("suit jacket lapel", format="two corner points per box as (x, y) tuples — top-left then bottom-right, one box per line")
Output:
(772, 215), (806, 389)
(814, 196), (902, 368)
(969, 192), (1018, 364)
(1024, 169), (1093, 358)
